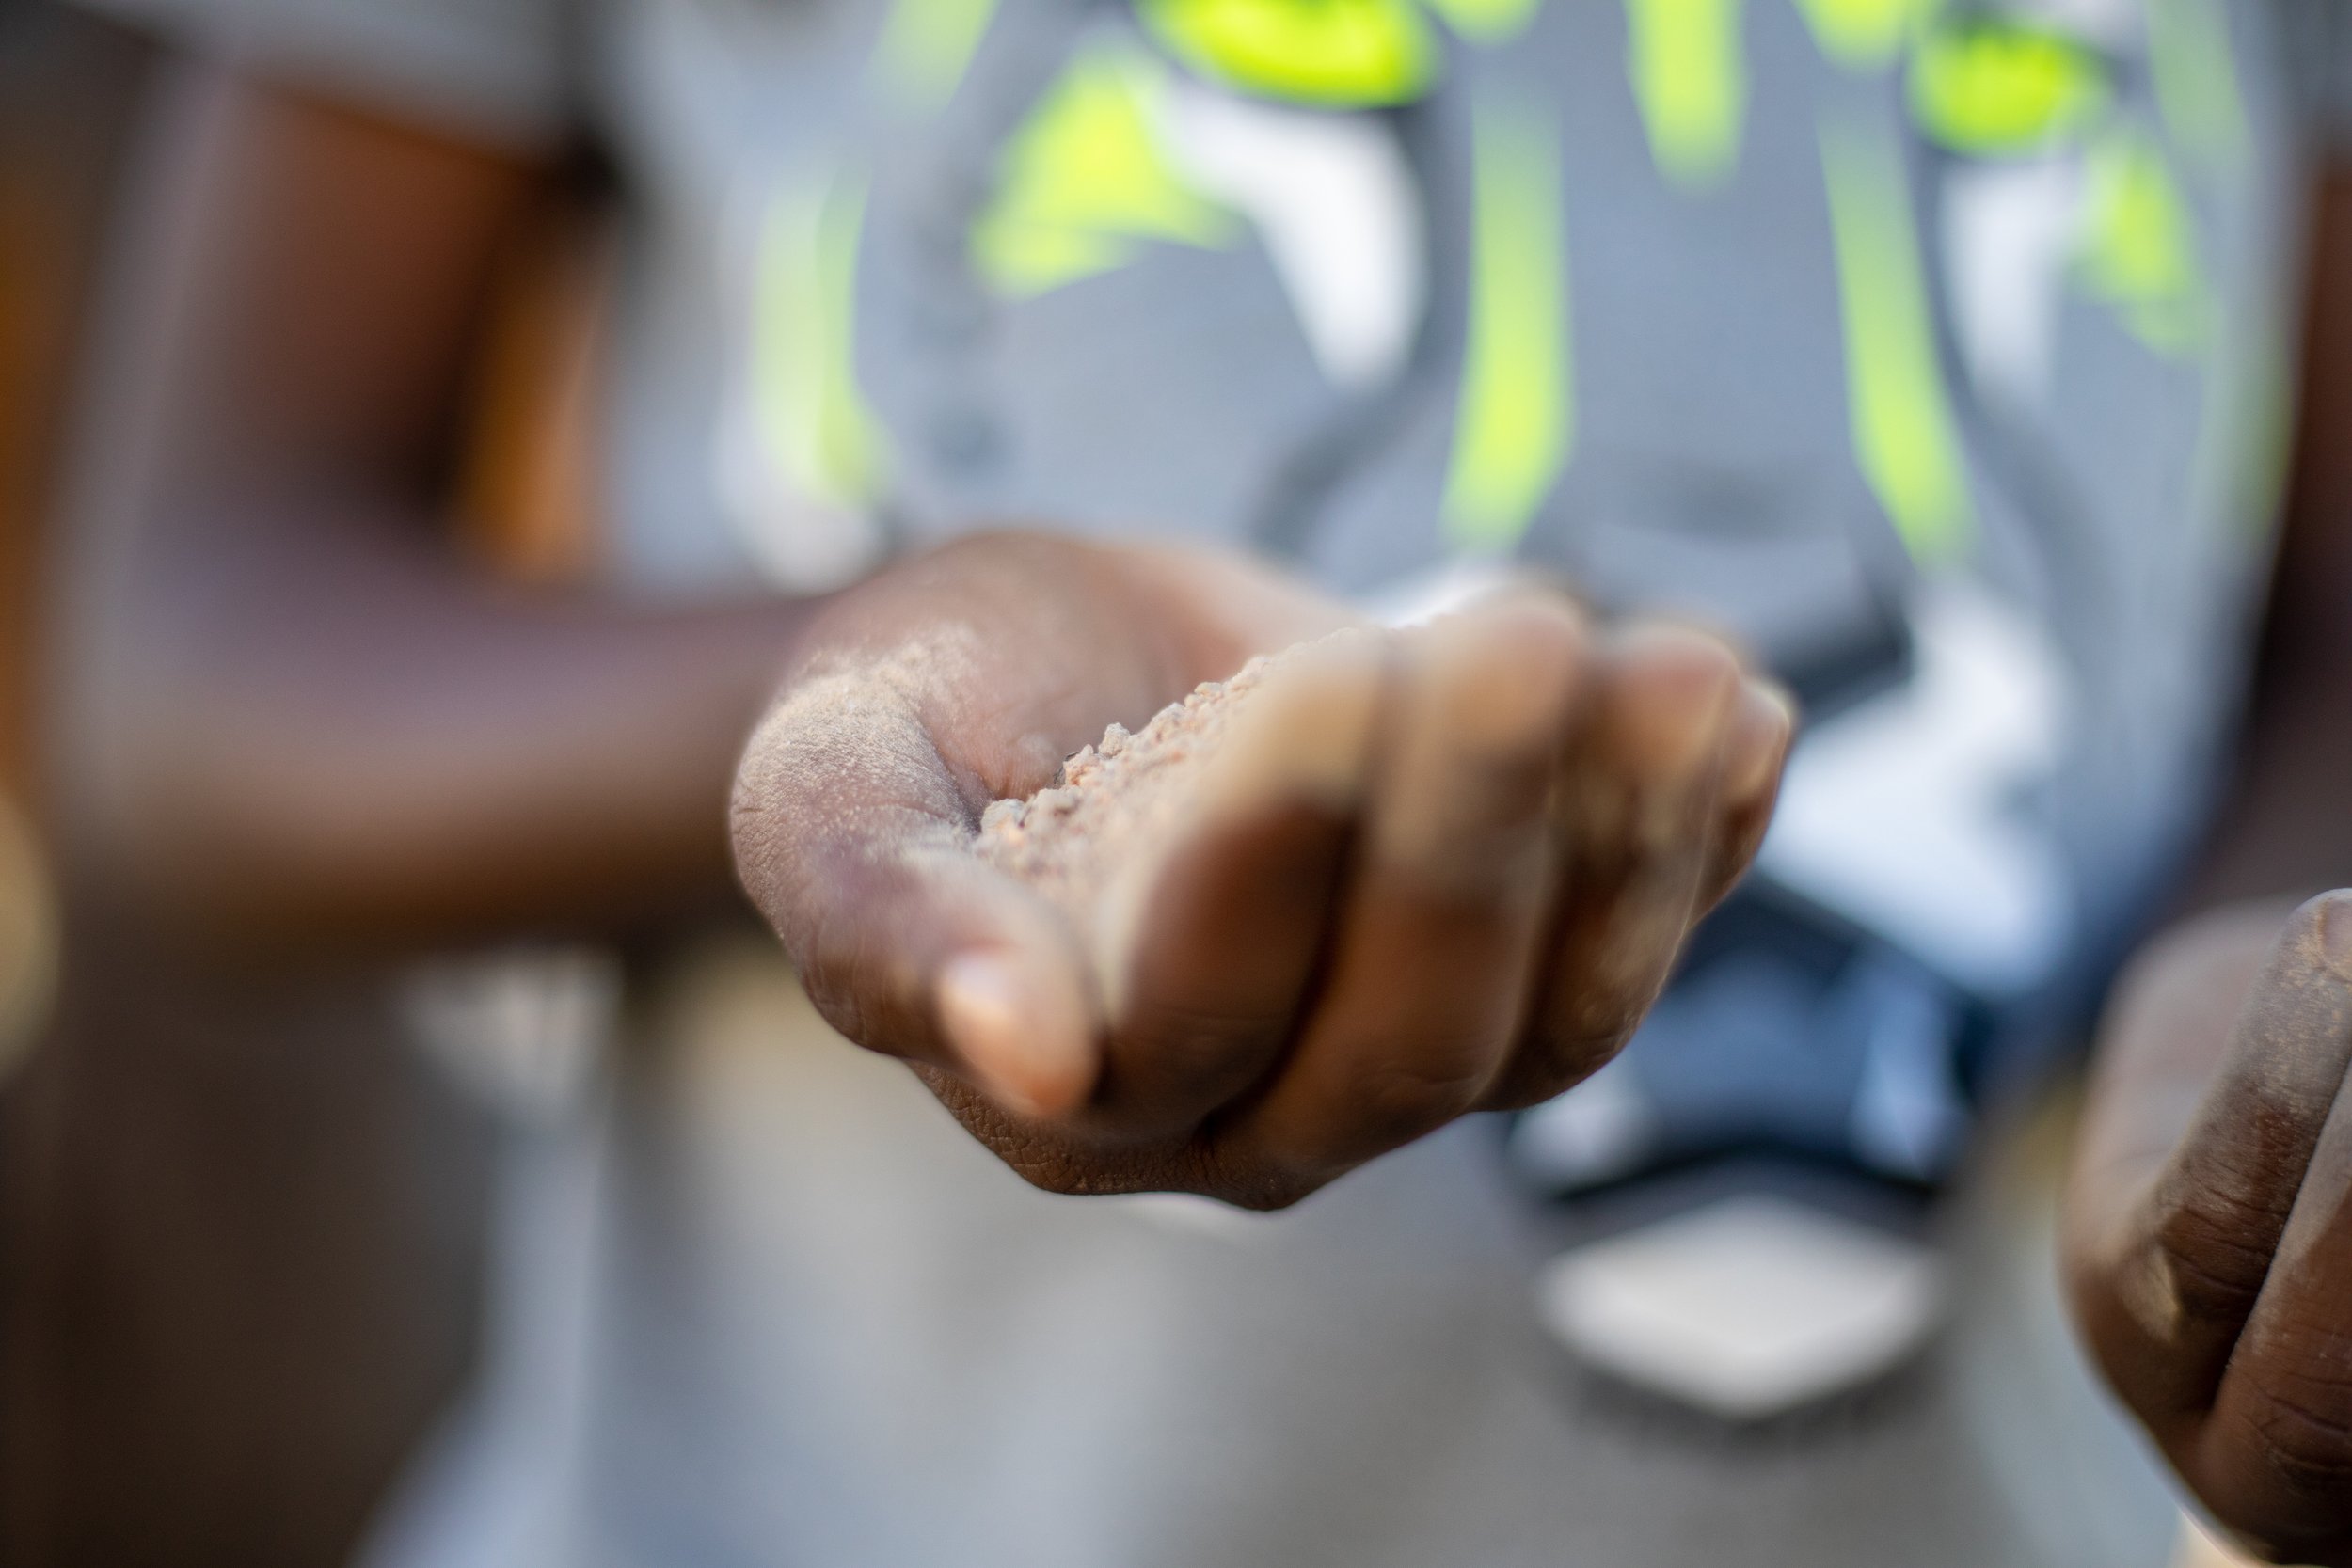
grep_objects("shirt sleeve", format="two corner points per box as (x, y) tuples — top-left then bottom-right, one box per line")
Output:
(71, 0), (578, 148)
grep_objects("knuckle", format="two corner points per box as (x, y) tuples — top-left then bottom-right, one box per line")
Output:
(2153, 1203), (2286, 1328)
(1344, 1049), (1494, 1144)
(2238, 1376), (2352, 1509)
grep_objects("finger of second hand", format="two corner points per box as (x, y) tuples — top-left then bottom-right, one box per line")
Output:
(2185, 896), (2352, 1552)
(1484, 623), (1743, 1112)
(2073, 894), (2352, 1442)
(1213, 594), (1588, 1190)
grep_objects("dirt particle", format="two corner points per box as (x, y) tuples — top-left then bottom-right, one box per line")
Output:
(974, 646), (1295, 926)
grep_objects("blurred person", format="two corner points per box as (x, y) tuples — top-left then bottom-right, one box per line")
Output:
(47, 7), (1777, 1568)
(34, 2), (2351, 1568)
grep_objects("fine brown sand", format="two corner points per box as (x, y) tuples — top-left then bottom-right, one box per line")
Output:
(974, 651), (1288, 926)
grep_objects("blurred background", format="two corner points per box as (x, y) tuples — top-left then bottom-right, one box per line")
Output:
(2, 0), (2350, 1564)
(0, 5), (505, 1560)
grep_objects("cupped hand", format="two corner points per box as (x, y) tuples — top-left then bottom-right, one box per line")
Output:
(2066, 893), (2352, 1566)
(731, 532), (1791, 1210)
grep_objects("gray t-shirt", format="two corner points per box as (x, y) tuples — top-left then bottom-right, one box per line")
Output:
(73, 0), (2330, 1559)
(93, 0), (2307, 982)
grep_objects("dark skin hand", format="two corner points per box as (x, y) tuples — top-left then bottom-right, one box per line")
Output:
(2064, 169), (2352, 1567)
(2068, 896), (2352, 1566)
(2066, 792), (2352, 1566)
(731, 534), (1791, 1210)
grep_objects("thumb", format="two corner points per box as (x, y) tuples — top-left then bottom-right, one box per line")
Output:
(731, 673), (1100, 1118)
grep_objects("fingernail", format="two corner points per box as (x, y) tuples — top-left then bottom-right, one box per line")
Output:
(1724, 681), (1797, 800)
(937, 952), (1092, 1117)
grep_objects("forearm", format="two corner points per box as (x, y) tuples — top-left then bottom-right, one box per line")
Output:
(57, 498), (809, 954)
(38, 64), (821, 956)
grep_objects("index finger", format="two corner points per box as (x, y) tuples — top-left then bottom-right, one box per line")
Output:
(1088, 634), (1384, 1137)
